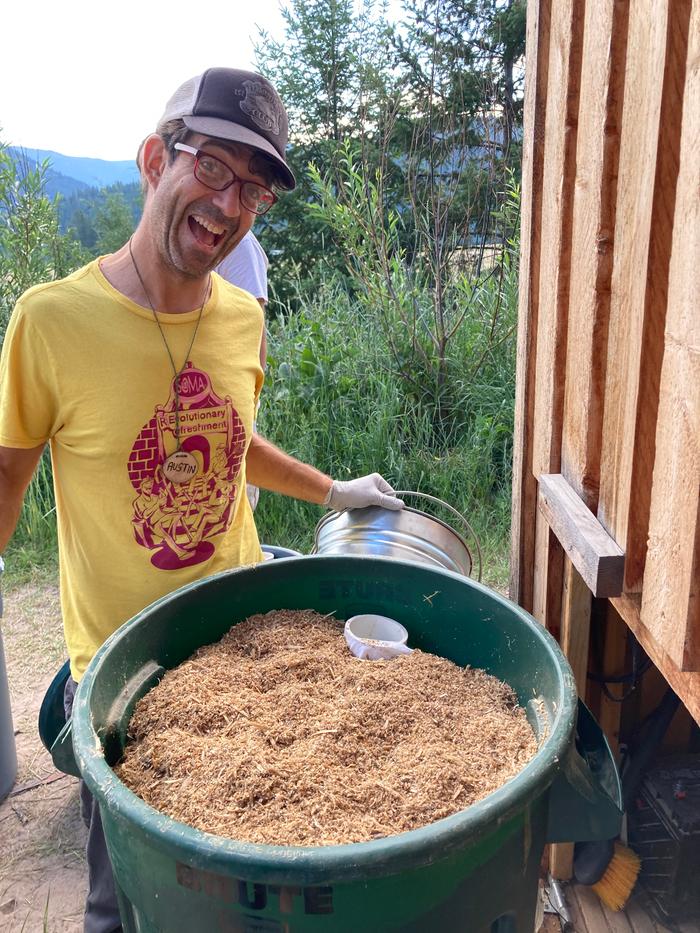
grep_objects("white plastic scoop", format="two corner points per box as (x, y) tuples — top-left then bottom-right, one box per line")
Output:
(344, 614), (413, 660)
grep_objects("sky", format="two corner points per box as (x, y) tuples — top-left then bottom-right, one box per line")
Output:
(1, 0), (289, 161)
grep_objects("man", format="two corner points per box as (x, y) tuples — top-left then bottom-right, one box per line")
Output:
(0, 68), (402, 933)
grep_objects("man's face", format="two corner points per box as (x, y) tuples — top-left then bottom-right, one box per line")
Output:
(147, 134), (268, 279)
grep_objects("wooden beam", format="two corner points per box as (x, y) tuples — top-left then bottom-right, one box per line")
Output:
(538, 474), (625, 597)
(611, 593), (700, 726)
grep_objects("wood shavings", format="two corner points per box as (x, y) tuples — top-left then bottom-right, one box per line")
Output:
(116, 609), (537, 846)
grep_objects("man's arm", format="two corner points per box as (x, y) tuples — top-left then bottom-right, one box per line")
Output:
(0, 444), (46, 553)
(246, 434), (332, 504)
(245, 435), (404, 511)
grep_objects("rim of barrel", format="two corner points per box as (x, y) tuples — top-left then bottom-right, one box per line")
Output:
(72, 555), (578, 883)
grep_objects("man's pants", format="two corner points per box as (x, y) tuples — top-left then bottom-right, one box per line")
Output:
(64, 676), (123, 933)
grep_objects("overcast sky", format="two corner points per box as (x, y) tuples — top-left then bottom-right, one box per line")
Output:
(2, 0), (288, 161)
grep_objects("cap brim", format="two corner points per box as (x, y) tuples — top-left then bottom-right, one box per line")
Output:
(183, 115), (296, 190)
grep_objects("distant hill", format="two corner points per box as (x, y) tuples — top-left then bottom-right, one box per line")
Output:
(6, 148), (90, 200)
(8, 147), (139, 192)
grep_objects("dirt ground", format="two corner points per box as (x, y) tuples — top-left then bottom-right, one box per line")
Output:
(0, 581), (86, 933)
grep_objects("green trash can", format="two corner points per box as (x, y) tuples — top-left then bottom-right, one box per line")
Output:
(72, 556), (622, 932)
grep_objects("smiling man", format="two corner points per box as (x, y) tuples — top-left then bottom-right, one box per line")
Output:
(0, 68), (403, 933)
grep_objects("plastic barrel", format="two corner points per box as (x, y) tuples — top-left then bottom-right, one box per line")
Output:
(72, 556), (622, 933)
(0, 555), (18, 800)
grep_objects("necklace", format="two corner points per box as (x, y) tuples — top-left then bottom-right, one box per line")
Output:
(128, 239), (210, 484)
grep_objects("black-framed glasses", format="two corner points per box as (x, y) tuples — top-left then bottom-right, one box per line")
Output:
(173, 143), (278, 216)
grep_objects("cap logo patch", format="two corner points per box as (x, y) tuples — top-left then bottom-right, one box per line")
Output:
(240, 80), (282, 137)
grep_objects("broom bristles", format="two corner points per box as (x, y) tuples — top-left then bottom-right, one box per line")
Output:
(592, 842), (641, 911)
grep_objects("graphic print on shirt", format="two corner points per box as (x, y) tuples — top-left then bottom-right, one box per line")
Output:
(127, 362), (247, 570)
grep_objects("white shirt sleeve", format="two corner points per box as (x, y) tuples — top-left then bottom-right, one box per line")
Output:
(215, 232), (269, 303)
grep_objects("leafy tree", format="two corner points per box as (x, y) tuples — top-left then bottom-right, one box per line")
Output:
(0, 143), (88, 339)
(309, 148), (520, 445)
(393, 0), (526, 161)
(93, 191), (136, 255)
(253, 0), (525, 311)
(254, 0), (395, 309)
(59, 181), (142, 252)
(256, 0), (391, 143)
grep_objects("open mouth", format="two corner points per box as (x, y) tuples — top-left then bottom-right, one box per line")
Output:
(188, 213), (226, 249)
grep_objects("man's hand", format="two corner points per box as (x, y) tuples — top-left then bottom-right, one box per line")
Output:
(323, 474), (404, 511)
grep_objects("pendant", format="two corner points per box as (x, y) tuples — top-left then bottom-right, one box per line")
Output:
(163, 450), (198, 484)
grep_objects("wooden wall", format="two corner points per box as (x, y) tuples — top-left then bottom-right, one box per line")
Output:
(511, 0), (700, 722)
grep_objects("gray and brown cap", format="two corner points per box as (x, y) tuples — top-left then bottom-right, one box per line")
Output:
(157, 68), (295, 190)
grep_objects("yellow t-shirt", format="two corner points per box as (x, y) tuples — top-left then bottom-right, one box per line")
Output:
(0, 260), (265, 680)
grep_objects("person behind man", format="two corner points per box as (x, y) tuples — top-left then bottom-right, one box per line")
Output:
(0, 67), (402, 933)
(217, 229), (268, 316)
(216, 231), (269, 509)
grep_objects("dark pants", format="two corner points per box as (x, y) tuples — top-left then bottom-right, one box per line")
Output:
(64, 676), (123, 933)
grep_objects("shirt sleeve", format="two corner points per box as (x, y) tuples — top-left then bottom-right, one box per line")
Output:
(0, 299), (60, 447)
(215, 233), (269, 303)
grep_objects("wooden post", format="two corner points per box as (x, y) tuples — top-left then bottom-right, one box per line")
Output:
(550, 558), (592, 880)
(597, 607), (629, 758)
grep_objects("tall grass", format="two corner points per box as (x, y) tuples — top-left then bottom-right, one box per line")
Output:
(5, 451), (58, 585)
(255, 260), (517, 591)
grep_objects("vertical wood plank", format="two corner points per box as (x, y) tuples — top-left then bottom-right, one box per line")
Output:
(531, 0), (584, 482)
(548, 843), (574, 883)
(560, 0), (628, 509)
(549, 558), (592, 880)
(560, 558), (593, 694)
(597, 0), (690, 592)
(623, 0), (692, 591)
(530, 0), (584, 631)
(597, 0), (668, 549)
(641, 0), (700, 670)
(510, 0), (551, 610)
(597, 605), (629, 758)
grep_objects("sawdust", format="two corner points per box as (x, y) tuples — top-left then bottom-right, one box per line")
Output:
(116, 609), (537, 846)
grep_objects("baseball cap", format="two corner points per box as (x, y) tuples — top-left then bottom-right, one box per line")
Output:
(156, 68), (296, 190)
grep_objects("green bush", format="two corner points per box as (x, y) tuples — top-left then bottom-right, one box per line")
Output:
(254, 246), (518, 591)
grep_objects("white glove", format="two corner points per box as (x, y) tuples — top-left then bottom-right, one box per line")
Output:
(323, 473), (404, 511)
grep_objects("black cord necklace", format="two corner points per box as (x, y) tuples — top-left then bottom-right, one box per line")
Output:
(128, 239), (210, 483)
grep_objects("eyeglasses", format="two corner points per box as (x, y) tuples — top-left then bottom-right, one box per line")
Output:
(173, 143), (278, 216)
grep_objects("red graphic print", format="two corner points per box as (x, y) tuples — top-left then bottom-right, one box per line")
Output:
(128, 363), (246, 569)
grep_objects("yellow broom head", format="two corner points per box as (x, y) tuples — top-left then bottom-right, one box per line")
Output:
(592, 842), (641, 911)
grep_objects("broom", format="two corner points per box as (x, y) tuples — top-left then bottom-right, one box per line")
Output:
(574, 839), (641, 911)
(574, 686), (680, 911)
